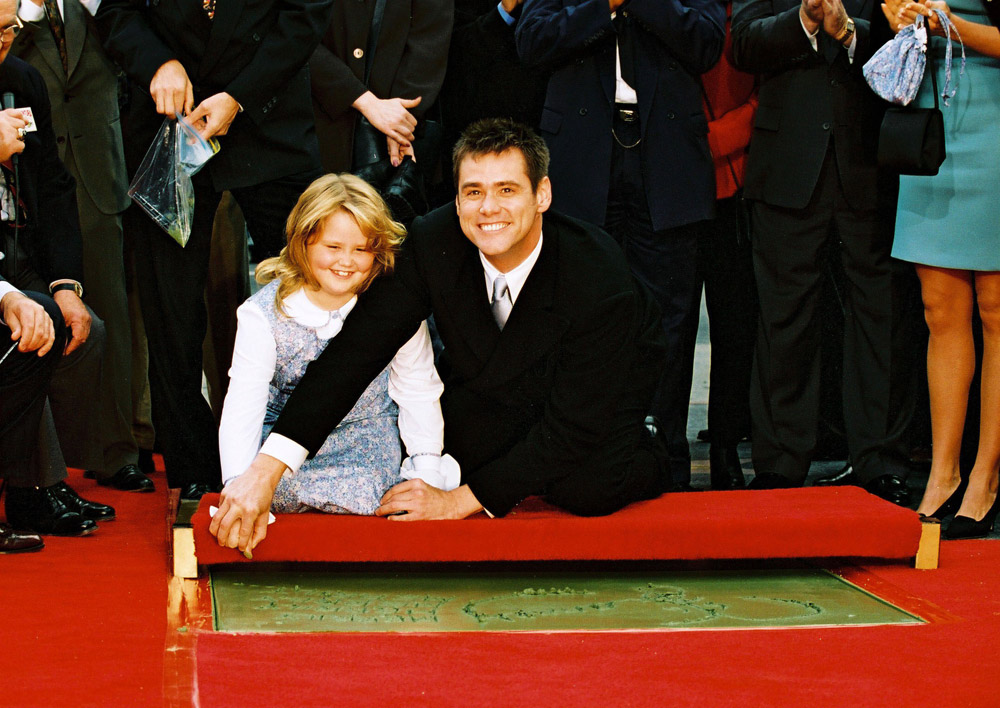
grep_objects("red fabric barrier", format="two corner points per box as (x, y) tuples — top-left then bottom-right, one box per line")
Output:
(192, 487), (921, 565)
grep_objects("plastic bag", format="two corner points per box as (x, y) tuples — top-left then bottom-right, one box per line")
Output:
(127, 115), (219, 247)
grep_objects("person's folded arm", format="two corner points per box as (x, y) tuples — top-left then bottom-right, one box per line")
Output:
(516, 0), (615, 68)
(218, 301), (277, 487)
(95, 0), (178, 90)
(626, 0), (726, 75)
(707, 94), (758, 160)
(309, 31), (369, 122)
(464, 289), (645, 517)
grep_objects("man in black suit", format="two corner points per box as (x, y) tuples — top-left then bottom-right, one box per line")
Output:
(515, 0), (725, 487)
(211, 119), (669, 553)
(732, 0), (910, 501)
(95, 0), (334, 498)
(0, 22), (114, 538)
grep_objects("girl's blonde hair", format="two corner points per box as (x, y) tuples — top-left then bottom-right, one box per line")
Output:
(256, 173), (406, 315)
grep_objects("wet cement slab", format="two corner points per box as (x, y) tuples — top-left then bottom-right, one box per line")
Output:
(211, 566), (923, 633)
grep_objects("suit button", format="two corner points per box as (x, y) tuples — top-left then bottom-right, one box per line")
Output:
(150, 0), (159, 5)
(830, 79), (839, 87)
(353, 48), (364, 59)
(822, 122), (831, 130)
(668, 62), (678, 71)
(667, 112), (675, 119)
(578, 108), (588, 116)
(252, 33), (261, 43)
(57, 136), (65, 144)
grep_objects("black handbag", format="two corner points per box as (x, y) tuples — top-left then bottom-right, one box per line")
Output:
(877, 52), (946, 176)
(351, 0), (440, 222)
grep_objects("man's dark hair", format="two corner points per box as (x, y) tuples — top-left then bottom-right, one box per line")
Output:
(452, 118), (550, 192)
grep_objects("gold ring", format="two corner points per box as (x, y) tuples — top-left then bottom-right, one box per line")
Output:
(16, 127), (25, 139)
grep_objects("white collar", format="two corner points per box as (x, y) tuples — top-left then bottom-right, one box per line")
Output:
(282, 287), (357, 338)
(479, 232), (544, 305)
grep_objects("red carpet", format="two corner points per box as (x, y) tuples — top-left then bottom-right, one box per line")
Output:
(192, 487), (922, 565)
(0, 469), (170, 708)
(195, 541), (1000, 708)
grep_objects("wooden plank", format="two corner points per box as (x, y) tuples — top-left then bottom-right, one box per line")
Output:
(915, 520), (941, 570)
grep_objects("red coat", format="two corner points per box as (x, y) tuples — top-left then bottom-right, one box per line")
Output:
(702, 7), (758, 200)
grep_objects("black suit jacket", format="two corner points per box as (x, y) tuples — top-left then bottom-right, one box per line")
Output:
(309, 0), (452, 172)
(516, 0), (725, 232)
(271, 206), (666, 516)
(0, 57), (82, 287)
(731, 0), (890, 210)
(96, 0), (333, 191)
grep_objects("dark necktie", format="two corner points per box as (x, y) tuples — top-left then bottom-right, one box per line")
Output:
(42, 0), (68, 73)
(614, 12), (638, 88)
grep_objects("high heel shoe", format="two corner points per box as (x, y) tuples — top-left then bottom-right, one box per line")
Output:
(943, 493), (1000, 540)
(918, 479), (968, 521)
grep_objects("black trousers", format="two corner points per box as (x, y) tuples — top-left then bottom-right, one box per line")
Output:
(132, 167), (321, 488)
(699, 195), (757, 448)
(604, 109), (704, 484)
(750, 148), (909, 484)
(0, 292), (65, 485)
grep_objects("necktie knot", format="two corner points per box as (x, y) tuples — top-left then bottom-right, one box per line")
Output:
(491, 275), (512, 330)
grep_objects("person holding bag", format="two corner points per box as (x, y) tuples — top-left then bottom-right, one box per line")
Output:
(885, 0), (1000, 537)
(309, 0), (452, 221)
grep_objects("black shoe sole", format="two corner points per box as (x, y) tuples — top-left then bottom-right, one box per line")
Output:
(0, 543), (45, 553)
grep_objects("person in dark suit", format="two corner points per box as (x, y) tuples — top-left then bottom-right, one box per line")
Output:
(0, 27), (114, 537)
(515, 0), (725, 487)
(731, 0), (911, 501)
(308, 0), (451, 174)
(210, 119), (670, 554)
(95, 0), (334, 499)
(13, 0), (151, 492)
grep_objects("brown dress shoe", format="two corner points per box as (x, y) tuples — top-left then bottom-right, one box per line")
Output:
(0, 524), (44, 553)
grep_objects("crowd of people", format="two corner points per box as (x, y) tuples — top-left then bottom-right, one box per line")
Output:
(1, 0), (998, 556)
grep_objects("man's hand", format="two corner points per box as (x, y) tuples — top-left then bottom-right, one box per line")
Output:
(209, 454), (286, 553)
(387, 136), (416, 168)
(187, 92), (240, 140)
(1, 292), (55, 356)
(52, 289), (90, 356)
(800, 0), (824, 34)
(0, 109), (27, 165)
(150, 60), (194, 118)
(501, 0), (523, 12)
(821, 0), (850, 37)
(353, 92), (420, 147)
(375, 480), (484, 520)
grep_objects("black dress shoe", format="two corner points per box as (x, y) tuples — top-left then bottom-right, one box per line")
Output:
(943, 494), (1000, 540)
(710, 445), (746, 491)
(918, 479), (967, 521)
(180, 482), (217, 501)
(747, 472), (800, 490)
(137, 449), (157, 476)
(52, 481), (116, 521)
(863, 474), (911, 507)
(0, 524), (44, 553)
(97, 464), (155, 493)
(5, 486), (99, 536)
(814, 463), (857, 486)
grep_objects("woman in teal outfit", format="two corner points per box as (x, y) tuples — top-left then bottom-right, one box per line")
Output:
(887, 0), (1000, 537)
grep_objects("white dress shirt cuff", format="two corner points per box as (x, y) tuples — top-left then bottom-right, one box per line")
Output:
(400, 453), (461, 491)
(801, 13), (820, 52)
(258, 434), (308, 475)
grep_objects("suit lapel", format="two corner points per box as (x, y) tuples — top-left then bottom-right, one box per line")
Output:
(28, 16), (65, 82)
(441, 245), (502, 368)
(62, 0), (86, 79)
(197, 0), (247, 81)
(474, 229), (570, 390)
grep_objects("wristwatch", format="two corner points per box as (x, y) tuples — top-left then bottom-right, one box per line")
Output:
(836, 16), (856, 46)
(50, 281), (84, 298)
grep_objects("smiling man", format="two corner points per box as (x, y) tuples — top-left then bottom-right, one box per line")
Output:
(211, 119), (670, 553)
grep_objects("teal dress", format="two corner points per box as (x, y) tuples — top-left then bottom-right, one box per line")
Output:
(892, 0), (1000, 270)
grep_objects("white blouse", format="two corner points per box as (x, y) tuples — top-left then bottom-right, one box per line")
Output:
(218, 287), (455, 488)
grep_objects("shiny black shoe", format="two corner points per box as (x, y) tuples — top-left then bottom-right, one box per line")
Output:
(747, 472), (799, 490)
(4, 486), (98, 536)
(814, 463), (857, 486)
(52, 481), (116, 521)
(710, 445), (746, 491)
(863, 474), (911, 507)
(180, 482), (217, 501)
(97, 464), (155, 493)
(943, 494), (1000, 540)
(918, 479), (968, 521)
(0, 524), (44, 553)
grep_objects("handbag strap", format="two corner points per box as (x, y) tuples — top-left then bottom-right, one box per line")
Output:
(362, 0), (388, 87)
(926, 9), (965, 106)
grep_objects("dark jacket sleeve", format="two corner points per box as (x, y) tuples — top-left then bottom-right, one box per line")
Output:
(94, 0), (178, 90)
(387, 0), (453, 116)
